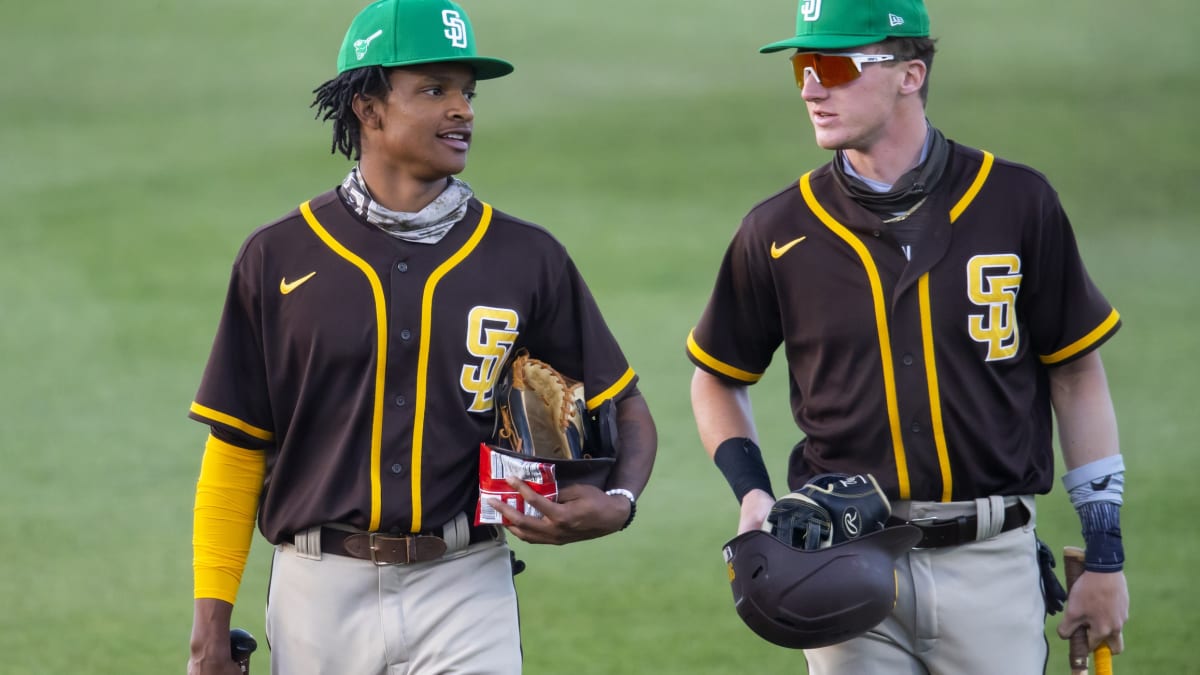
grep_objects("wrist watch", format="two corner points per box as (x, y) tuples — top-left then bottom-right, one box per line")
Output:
(605, 488), (637, 530)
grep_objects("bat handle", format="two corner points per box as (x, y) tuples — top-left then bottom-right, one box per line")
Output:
(1095, 643), (1114, 675)
(1062, 546), (1091, 672)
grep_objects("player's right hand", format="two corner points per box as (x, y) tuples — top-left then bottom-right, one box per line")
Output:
(1056, 569), (1129, 654)
(489, 477), (623, 544)
(187, 647), (243, 675)
(187, 603), (242, 675)
(738, 489), (776, 535)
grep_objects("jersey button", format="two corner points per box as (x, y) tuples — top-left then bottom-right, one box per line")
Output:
(396, 261), (409, 273)
(395, 395), (407, 407)
(902, 354), (914, 366)
(390, 463), (403, 475)
(872, 230), (882, 238)
(911, 422), (922, 433)
(400, 329), (412, 341)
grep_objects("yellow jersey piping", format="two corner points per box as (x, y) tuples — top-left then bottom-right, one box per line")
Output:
(410, 202), (494, 532)
(917, 275), (953, 501)
(950, 151), (994, 222)
(800, 172), (911, 497)
(1040, 309), (1121, 365)
(586, 367), (636, 411)
(300, 200), (389, 531)
(190, 402), (274, 442)
(686, 330), (764, 383)
(922, 149), (993, 500)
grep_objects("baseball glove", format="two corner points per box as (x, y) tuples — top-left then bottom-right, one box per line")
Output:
(494, 351), (589, 460)
(489, 350), (619, 488)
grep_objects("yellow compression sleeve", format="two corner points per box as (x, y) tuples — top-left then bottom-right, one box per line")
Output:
(193, 433), (266, 603)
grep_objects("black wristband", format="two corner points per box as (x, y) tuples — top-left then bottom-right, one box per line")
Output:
(713, 437), (775, 503)
(1078, 501), (1124, 572)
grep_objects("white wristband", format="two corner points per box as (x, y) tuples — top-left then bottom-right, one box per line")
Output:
(606, 489), (637, 530)
(605, 488), (636, 504)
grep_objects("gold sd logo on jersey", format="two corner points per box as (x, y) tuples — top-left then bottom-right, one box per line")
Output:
(966, 254), (1022, 361)
(461, 306), (519, 411)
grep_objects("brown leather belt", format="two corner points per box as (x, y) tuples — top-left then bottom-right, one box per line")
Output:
(320, 524), (498, 565)
(890, 502), (1029, 549)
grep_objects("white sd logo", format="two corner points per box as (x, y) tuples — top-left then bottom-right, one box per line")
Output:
(442, 10), (467, 48)
(800, 0), (822, 22)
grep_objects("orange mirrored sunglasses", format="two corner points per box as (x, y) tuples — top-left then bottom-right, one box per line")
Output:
(790, 52), (896, 88)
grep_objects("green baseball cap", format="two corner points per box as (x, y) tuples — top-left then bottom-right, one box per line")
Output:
(760, 0), (930, 53)
(336, 0), (514, 79)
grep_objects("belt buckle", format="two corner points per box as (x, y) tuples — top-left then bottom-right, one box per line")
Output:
(905, 517), (940, 550)
(367, 533), (410, 566)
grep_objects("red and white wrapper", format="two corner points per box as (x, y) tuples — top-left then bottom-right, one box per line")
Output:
(475, 443), (559, 525)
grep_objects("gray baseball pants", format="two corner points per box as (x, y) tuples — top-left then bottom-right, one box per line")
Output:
(805, 496), (1047, 675)
(265, 531), (521, 674)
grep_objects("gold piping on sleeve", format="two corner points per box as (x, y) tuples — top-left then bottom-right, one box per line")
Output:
(949, 151), (994, 223)
(1040, 309), (1121, 365)
(586, 367), (636, 411)
(918, 275), (954, 502)
(799, 173), (912, 499)
(189, 402), (274, 442)
(411, 202), (494, 532)
(300, 201), (388, 532)
(686, 330), (764, 383)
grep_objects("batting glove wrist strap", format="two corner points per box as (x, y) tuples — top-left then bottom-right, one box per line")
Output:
(1078, 500), (1124, 572)
(714, 437), (774, 503)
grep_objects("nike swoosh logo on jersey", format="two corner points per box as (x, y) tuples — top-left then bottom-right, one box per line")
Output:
(770, 236), (807, 259)
(280, 272), (317, 295)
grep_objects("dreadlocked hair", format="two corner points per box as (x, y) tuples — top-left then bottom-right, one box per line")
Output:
(311, 66), (394, 161)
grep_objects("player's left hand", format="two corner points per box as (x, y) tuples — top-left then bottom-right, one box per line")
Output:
(1056, 569), (1129, 654)
(488, 476), (630, 545)
(737, 489), (776, 535)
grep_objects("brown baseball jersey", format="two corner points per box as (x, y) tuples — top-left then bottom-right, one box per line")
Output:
(190, 189), (637, 543)
(687, 142), (1119, 502)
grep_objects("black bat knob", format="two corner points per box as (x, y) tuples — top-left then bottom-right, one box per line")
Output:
(230, 628), (258, 672)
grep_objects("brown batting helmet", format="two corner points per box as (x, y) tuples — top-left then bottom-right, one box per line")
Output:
(722, 492), (921, 650)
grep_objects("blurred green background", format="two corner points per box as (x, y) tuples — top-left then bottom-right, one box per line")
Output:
(2, 0), (1196, 672)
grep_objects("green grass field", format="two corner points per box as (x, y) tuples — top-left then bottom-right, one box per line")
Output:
(2, 0), (1197, 672)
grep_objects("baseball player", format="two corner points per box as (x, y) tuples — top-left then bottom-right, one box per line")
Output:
(687, 0), (1128, 672)
(185, 1), (657, 673)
